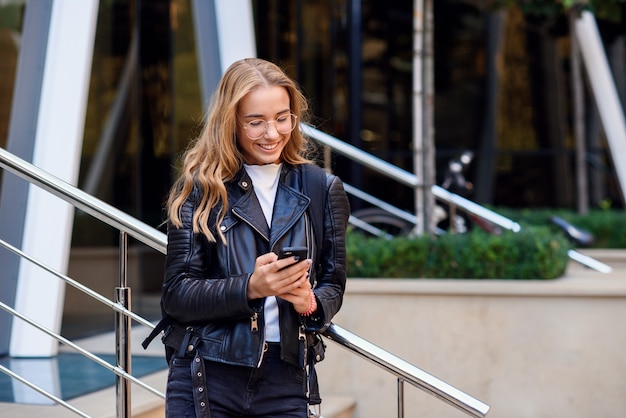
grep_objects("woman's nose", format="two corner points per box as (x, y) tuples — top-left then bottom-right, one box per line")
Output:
(264, 121), (280, 138)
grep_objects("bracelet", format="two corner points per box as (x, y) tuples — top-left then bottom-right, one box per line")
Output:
(300, 289), (317, 316)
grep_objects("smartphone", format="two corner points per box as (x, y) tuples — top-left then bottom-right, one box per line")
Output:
(278, 246), (308, 269)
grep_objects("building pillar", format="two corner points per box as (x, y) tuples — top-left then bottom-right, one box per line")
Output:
(7, 0), (98, 358)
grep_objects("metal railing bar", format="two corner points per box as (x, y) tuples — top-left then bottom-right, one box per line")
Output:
(304, 126), (519, 235)
(323, 323), (490, 418)
(308, 126), (612, 271)
(0, 364), (91, 418)
(567, 249), (613, 273)
(302, 124), (421, 188)
(343, 183), (418, 225)
(0, 300), (165, 399)
(0, 143), (494, 415)
(0, 147), (167, 253)
(431, 186), (612, 272)
(0, 237), (155, 330)
(348, 215), (393, 239)
(431, 185), (521, 233)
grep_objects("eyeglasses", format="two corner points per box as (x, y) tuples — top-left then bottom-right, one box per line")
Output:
(241, 113), (298, 140)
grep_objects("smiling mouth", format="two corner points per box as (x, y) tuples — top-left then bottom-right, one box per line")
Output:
(257, 142), (280, 151)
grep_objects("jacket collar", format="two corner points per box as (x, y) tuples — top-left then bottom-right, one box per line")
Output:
(229, 165), (310, 247)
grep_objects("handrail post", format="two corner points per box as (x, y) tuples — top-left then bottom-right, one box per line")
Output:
(116, 231), (131, 418)
(449, 202), (458, 234)
(397, 378), (405, 418)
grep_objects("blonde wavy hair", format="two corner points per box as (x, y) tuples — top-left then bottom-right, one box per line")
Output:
(167, 58), (312, 243)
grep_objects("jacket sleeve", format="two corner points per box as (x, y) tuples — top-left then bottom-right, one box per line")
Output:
(306, 173), (350, 331)
(161, 186), (257, 324)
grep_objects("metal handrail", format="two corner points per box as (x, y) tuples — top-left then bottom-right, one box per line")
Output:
(305, 125), (612, 273)
(0, 300), (164, 399)
(0, 146), (164, 417)
(304, 124), (520, 233)
(0, 364), (90, 418)
(0, 145), (490, 417)
(302, 124), (420, 188)
(0, 236), (154, 329)
(0, 147), (166, 253)
(324, 324), (490, 418)
(0, 233), (163, 417)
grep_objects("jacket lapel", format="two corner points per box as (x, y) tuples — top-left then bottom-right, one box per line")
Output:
(230, 172), (271, 241)
(269, 182), (309, 246)
(229, 166), (310, 246)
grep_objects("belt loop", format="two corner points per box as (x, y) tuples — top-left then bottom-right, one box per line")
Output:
(177, 327), (193, 358)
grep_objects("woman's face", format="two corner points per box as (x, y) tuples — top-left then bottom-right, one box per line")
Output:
(236, 85), (292, 165)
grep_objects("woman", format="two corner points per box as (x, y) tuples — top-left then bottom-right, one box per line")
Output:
(157, 58), (350, 417)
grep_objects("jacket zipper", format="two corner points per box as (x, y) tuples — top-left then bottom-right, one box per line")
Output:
(233, 206), (267, 367)
(299, 324), (307, 369)
(250, 312), (267, 367)
(250, 312), (259, 332)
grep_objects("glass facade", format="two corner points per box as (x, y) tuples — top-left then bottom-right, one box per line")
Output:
(1, 0), (625, 242)
(0, 0), (624, 337)
(75, 0), (204, 248)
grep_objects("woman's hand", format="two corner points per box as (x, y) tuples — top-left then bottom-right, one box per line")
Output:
(277, 269), (313, 314)
(247, 252), (312, 303)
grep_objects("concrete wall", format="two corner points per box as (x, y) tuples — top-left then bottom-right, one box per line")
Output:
(318, 252), (626, 418)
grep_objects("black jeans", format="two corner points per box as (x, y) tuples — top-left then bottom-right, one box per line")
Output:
(165, 343), (309, 418)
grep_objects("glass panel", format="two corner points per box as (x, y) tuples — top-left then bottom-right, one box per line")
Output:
(75, 0), (202, 248)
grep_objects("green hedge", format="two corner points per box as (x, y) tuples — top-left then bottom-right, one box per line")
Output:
(494, 208), (626, 248)
(346, 226), (571, 280)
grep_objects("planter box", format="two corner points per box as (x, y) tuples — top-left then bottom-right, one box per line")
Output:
(318, 250), (626, 418)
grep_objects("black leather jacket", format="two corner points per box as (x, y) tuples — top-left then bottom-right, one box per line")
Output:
(161, 163), (350, 368)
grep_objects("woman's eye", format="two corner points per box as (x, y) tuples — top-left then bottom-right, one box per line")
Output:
(249, 120), (263, 127)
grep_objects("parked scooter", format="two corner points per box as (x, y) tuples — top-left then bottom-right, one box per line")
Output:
(434, 150), (478, 234)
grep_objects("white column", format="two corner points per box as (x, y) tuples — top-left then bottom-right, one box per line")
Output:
(215, 0), (257, 72)
(10, 0), (99, 357)
(575, 11), (626, 203)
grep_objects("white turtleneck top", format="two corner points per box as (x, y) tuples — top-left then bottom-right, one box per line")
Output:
(243, 163), (282, 342)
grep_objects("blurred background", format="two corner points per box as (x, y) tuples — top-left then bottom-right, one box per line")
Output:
(0, 0), (625, 312)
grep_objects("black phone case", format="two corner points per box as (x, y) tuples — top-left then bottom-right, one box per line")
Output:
(278, 246), (308, 260)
